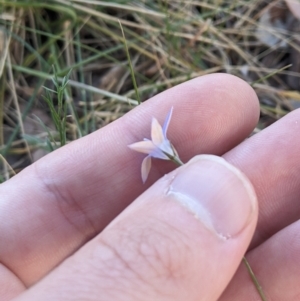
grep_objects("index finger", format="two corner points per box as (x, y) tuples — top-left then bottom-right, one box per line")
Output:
(0, 74), (259, 286)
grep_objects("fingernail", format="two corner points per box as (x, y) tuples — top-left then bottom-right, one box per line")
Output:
(167, 155), (257, 239)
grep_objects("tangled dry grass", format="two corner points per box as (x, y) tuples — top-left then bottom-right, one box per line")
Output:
(0, 0), (300, 180)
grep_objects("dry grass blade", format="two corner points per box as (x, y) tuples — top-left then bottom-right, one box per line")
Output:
(0, 0), (299, 185)
(0, 0), (298, 159)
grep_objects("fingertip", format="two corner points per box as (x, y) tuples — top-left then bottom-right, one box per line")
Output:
(193, 73), (260, 123)
(92, 155), (258, 300)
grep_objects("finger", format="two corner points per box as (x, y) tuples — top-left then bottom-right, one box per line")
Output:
(223, 109), (300, 248)
(14, 156), (258, 301)
(0, 265), (25, 301)
(0, 74), (259, 286)
(220, 220), (300, 301)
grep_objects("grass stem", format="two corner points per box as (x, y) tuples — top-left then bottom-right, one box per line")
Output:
(243, 257), (267, 301)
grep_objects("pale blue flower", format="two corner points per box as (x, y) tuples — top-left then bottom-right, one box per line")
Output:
(128, 107), (181, 182)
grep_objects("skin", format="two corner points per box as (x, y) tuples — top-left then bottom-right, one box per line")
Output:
(0, 73), (299, 300)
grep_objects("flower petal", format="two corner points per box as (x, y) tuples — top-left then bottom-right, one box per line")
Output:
(141, 155), (151, 183)
(128, 140), (156, 154)
(151, 117), (164, 146)
(162, 107), (173, 138)
(158, 139), (174, 156)
(149, 147), (169, 160)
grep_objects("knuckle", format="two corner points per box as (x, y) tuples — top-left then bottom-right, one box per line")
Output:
(96, 219), (191, 295)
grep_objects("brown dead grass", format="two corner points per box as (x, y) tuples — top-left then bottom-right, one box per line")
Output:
(0, 0), (300, 179)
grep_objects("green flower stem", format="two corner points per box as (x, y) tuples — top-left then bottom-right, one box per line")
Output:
(170, 155), (184, 166)
(170, 155), (267, 301)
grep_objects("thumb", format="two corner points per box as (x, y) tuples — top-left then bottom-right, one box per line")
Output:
(16, 155), (258, 301)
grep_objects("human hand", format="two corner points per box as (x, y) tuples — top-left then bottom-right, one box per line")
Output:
(0, 74), (298, 301)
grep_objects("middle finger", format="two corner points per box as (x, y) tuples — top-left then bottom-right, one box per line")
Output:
(223, 108), (300, 248)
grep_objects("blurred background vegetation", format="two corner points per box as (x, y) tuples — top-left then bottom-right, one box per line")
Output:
(0, 0), (299, 181)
